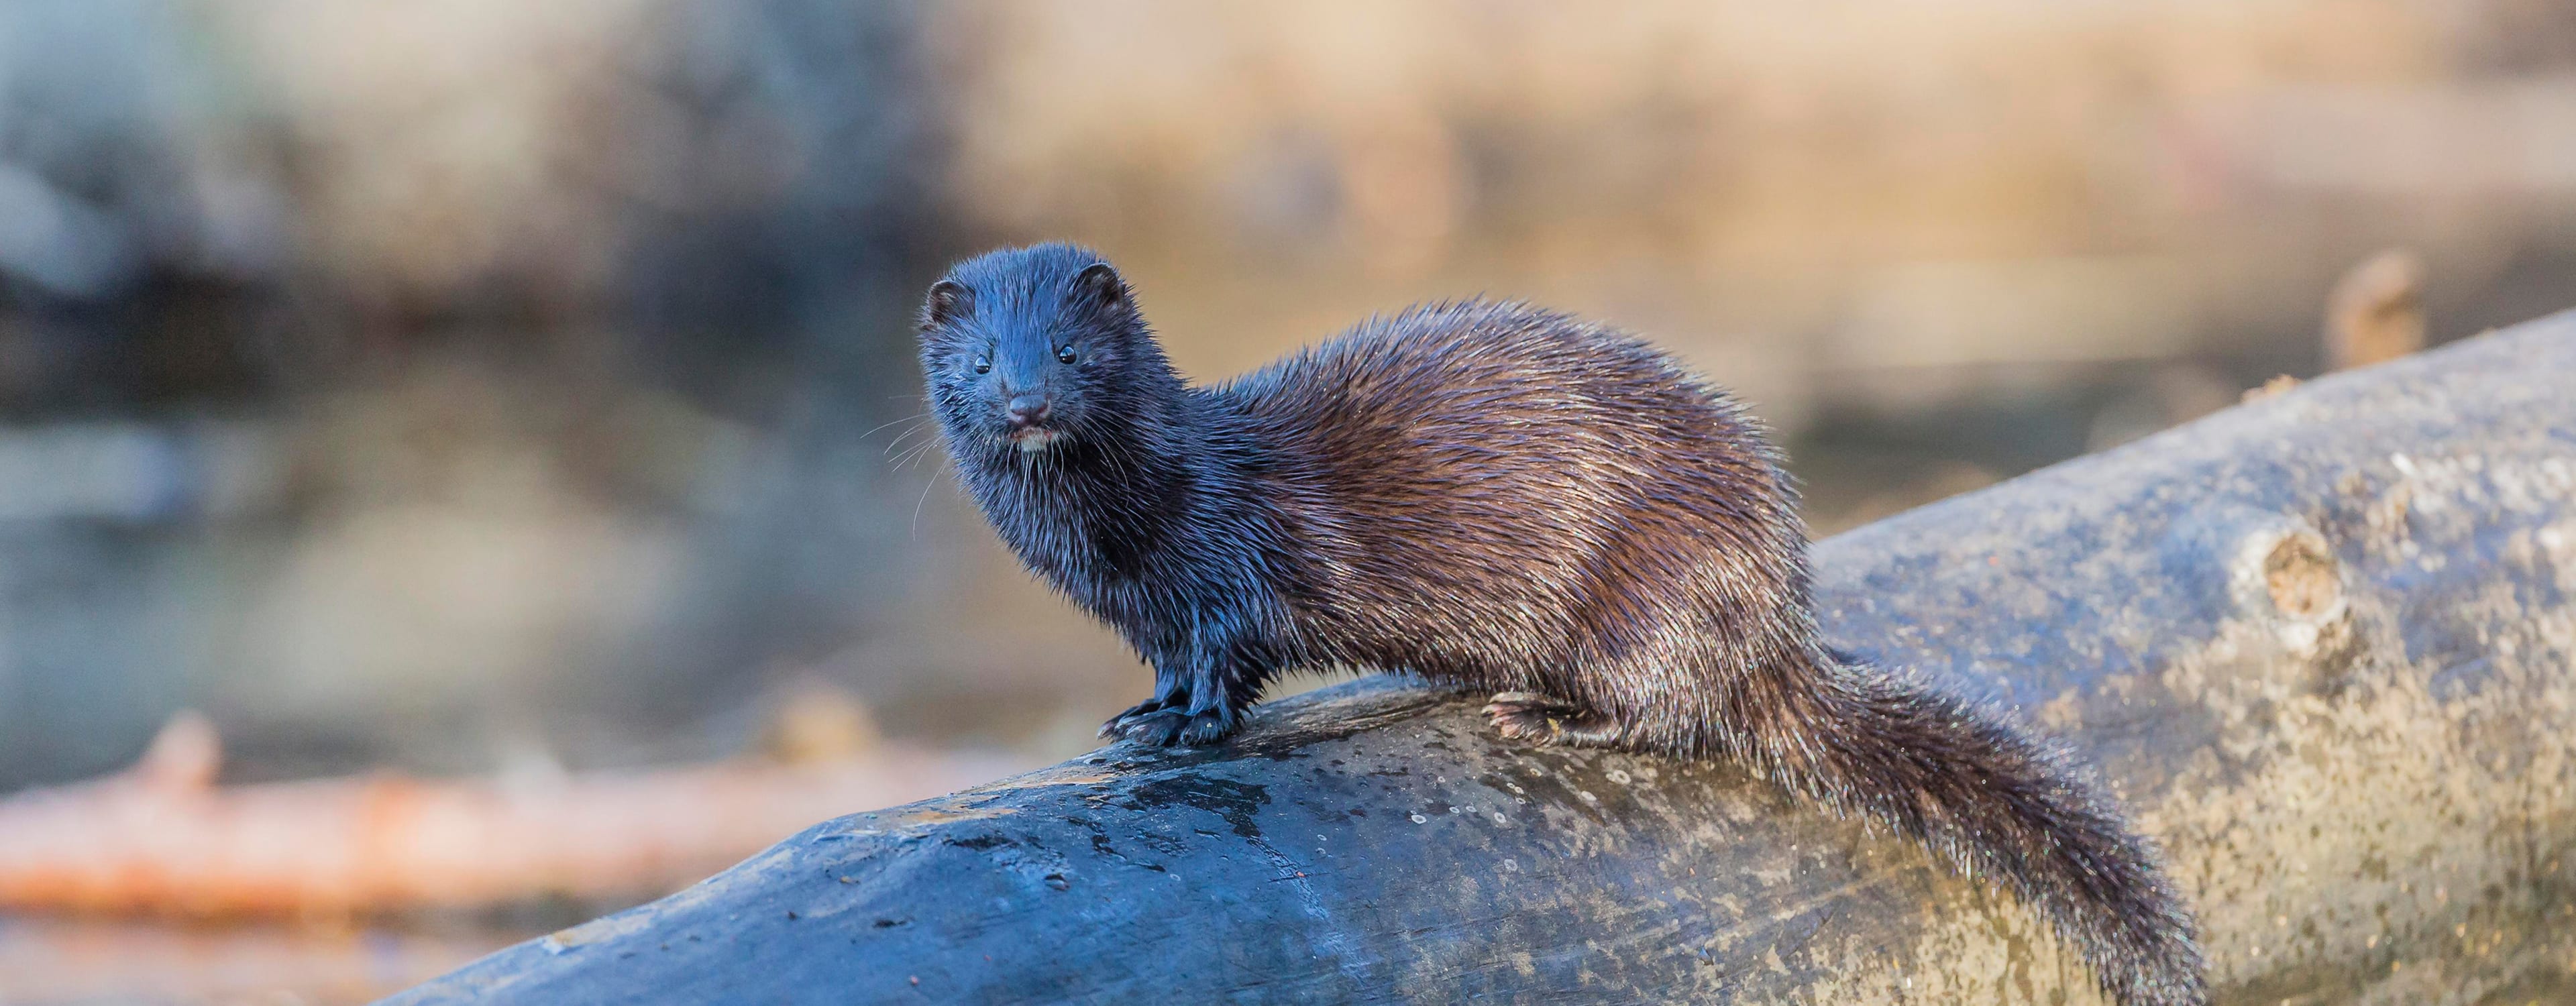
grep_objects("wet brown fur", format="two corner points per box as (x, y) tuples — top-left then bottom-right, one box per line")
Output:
(920, 243), (2206, 1005)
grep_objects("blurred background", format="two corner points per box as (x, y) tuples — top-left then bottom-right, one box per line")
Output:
(0, 0), (2570, 1001)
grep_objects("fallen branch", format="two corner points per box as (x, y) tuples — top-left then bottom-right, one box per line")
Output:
(0, 712), (1019, 919)
(392, 312), (2576, 1004)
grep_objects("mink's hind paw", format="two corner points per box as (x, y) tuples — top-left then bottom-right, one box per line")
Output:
(1111, 707), (1238, 748)
(1482, 692), (1623, 748)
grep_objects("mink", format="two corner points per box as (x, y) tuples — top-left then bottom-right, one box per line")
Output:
(917, 243), (2205, 1005)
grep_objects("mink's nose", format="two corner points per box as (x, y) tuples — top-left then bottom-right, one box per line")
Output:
(1006, 394), (1051, 429)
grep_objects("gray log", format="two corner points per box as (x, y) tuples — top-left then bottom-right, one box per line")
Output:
(384, 313), (2576, 1005)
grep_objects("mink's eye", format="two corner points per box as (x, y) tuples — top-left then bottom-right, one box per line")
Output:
(1056, 345), (1079, 365)
(971, 353), (991, 374)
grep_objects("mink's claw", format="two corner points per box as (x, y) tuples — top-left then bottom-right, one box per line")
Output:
(1099, 697), (1171, 738)
(1111, 708), (1236, 747)
(1483, 691), (1622, 748)
(1482, 692), (1568, 744)
(1113, 709), (1187, 746)
(1175, 708), (1237, 746)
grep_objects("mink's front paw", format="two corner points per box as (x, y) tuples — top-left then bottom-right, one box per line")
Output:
(1112, 707), (1237, 747)
(1175, 707), (1238, 746)
(1099, 697), (1171, 738)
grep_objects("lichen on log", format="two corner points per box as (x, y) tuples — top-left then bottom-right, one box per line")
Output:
(384, 312), (2576, 1005)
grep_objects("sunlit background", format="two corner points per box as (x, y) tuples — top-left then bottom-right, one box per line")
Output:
(0, 1), (2570, 1001)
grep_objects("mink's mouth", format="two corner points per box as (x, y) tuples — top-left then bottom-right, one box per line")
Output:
(1009, 427), (1063, 451)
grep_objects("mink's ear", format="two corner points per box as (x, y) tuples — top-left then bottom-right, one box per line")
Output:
(923, 280), (972, 327)
(1075, 262), (1128, 313)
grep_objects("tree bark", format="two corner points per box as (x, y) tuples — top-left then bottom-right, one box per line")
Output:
(384, 313), (2576, 1005)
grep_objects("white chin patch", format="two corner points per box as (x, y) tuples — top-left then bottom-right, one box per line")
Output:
(1012, 429), (1061, 452)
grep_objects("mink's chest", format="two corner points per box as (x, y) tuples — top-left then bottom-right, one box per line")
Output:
(1020, 525), (1208, 650)
(980, 480), (1185, 612)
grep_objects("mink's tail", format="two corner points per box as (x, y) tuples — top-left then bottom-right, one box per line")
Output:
(1737, 649), (2206, 1006)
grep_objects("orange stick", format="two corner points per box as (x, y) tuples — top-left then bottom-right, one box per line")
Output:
(0, 714), (1020, 919)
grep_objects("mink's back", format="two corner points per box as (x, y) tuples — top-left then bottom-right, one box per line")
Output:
(1212, 300), (1810, 694)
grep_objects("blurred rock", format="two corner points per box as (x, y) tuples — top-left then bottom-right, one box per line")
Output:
(2324, 249), (2428, 372)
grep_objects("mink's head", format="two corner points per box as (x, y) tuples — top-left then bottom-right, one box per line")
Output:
(918, 243), (1175, 457)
